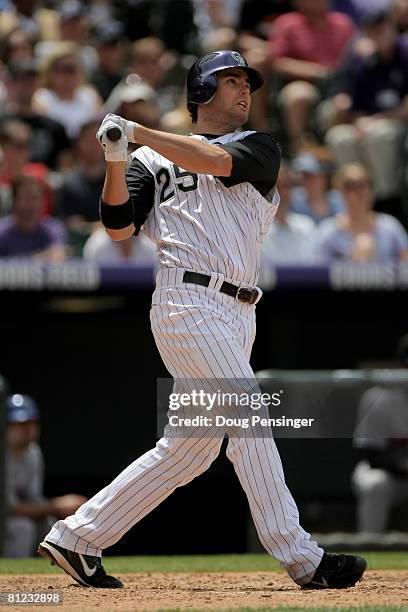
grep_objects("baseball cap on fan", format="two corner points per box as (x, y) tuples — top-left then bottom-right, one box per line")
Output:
(93, 21), (127, 46)
(58, 0), (86, 22)
(6, 394), (40, 423)
(292, 153), (327, 175)
(103, 79), (155, 114)
(118, 82), (155, 104)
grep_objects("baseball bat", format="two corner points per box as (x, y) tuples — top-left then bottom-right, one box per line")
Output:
(106, 126), (122, 142)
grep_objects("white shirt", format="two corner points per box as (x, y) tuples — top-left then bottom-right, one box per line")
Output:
(33, 86), (100, 138)
(261, 212), (315, 263)
(83, 228), (157, 264)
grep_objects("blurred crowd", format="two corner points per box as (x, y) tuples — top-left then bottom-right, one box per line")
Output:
(0, 0), (408, 264)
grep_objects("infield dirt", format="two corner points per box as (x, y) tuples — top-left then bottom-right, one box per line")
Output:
(0, 570), (407, 611)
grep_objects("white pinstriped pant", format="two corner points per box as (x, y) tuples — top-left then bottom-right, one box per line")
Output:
(45, 268), (323, 585)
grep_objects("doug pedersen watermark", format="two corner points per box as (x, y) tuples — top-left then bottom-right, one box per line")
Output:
(156, 378), (318, 438)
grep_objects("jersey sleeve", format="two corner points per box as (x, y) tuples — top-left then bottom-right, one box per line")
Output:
(126, 154), (155, 235)
(215, 132), (281, 196)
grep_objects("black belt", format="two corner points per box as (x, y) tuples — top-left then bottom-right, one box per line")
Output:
(183, 271), (261, 305)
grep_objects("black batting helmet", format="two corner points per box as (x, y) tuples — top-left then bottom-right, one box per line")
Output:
(186, 50), (264, 116)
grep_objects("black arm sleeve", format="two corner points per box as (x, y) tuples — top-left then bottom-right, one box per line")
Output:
(125, 157), (155, 235)
(216, 132), (281, 197)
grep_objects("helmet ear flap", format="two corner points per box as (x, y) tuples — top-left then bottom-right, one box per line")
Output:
(190, 72), (217, 105)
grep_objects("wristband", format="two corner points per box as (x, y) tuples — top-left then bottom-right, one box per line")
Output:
(104, 149), (128, 163)
(125, 121), (139, 143)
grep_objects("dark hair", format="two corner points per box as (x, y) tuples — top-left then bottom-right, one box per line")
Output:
(189, 104), (198, 123)
(11, 174), (41, 200)
(76, 118), (101, 139)
(0, 119), (31, 146)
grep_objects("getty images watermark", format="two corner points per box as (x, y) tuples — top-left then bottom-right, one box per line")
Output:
(156, 379), (317, 438)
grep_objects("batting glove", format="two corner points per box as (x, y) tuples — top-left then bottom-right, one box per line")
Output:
(100, 113), (138, 143)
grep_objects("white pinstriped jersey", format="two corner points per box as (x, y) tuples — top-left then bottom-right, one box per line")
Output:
(45, 129), (324, 584)
(130, 131), (280, 287)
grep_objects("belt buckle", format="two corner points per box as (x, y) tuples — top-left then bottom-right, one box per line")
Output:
(236, 286), (262, 305)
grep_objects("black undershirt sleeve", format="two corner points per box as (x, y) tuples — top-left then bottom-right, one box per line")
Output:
(215, 132), (281, 197)
(125, 157), (155, 235)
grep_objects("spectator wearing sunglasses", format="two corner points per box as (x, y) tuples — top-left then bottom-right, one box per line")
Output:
(0, 119), (53, 217)
(32, 42), (102, 139)
(313, 163), (408, 261)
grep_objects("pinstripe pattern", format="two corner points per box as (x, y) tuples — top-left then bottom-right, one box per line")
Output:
(45, 131), (323, 585)
(133, 132), (279, 288)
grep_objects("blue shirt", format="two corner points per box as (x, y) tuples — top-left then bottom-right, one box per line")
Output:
(290, 188), (345, 224)
(313, 213), (408, 262)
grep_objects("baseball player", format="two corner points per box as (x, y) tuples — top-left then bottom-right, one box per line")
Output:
(38, 51), (367, 589)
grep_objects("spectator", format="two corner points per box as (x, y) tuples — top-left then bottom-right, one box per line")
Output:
(129, 37), (180, 115)
(35, 1), (98, 76)
(32, 42), (102, 139)
(0, 27), (33, 112)
(0, 27), (34, 65)
(291, 149), (345, 223)
(0, 174), (65, 260)
(90, 21), (128, 102)
(331, 0), (392, 25)
(268, 0), (355, 150)
(104, 81), (162, 131)
(351, 334), (408, 533)
(129, 37), (168, 90)
(55, 119), (104, 252)
(313, 163), (408, 262)
(4, 394), (86, 557)
(261, 162), (315, 263)
(83, 228), (157, 264)
(1, 58), (70, 170)
(0, 119), (53, 216)
(57, 0), (89, 45)
(392, 0), (408, 33)
(192, 0), (238, 54)
(325, 9), (408, 204)
(0, 0), (39, 39)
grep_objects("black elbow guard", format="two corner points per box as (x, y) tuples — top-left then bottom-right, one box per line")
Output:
(99, 198), (134, 229)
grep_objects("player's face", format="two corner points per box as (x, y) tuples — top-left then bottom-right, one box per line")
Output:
(213, 69), (251, 126)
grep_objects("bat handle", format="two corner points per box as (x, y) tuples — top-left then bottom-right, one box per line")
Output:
(106, 126), (122, 142)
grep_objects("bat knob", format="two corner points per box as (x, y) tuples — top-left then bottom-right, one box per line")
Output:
(106, 126), (122, 142)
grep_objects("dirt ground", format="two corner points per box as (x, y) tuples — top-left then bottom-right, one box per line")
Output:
(0, 571), (407, 611)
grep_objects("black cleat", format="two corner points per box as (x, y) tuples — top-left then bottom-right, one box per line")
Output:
(37, 541), (123, 588)
(303, 552), (367, 589)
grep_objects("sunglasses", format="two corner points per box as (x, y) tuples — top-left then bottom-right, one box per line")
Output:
(8, 140), (30, 149)
(53, 63), (78, 74)
(343, 180), (371, 191)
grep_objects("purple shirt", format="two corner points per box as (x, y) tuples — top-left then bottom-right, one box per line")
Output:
(337, 37), (408, 114)
(0, 216), (65, 257)
(331, 0), (391, 24)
